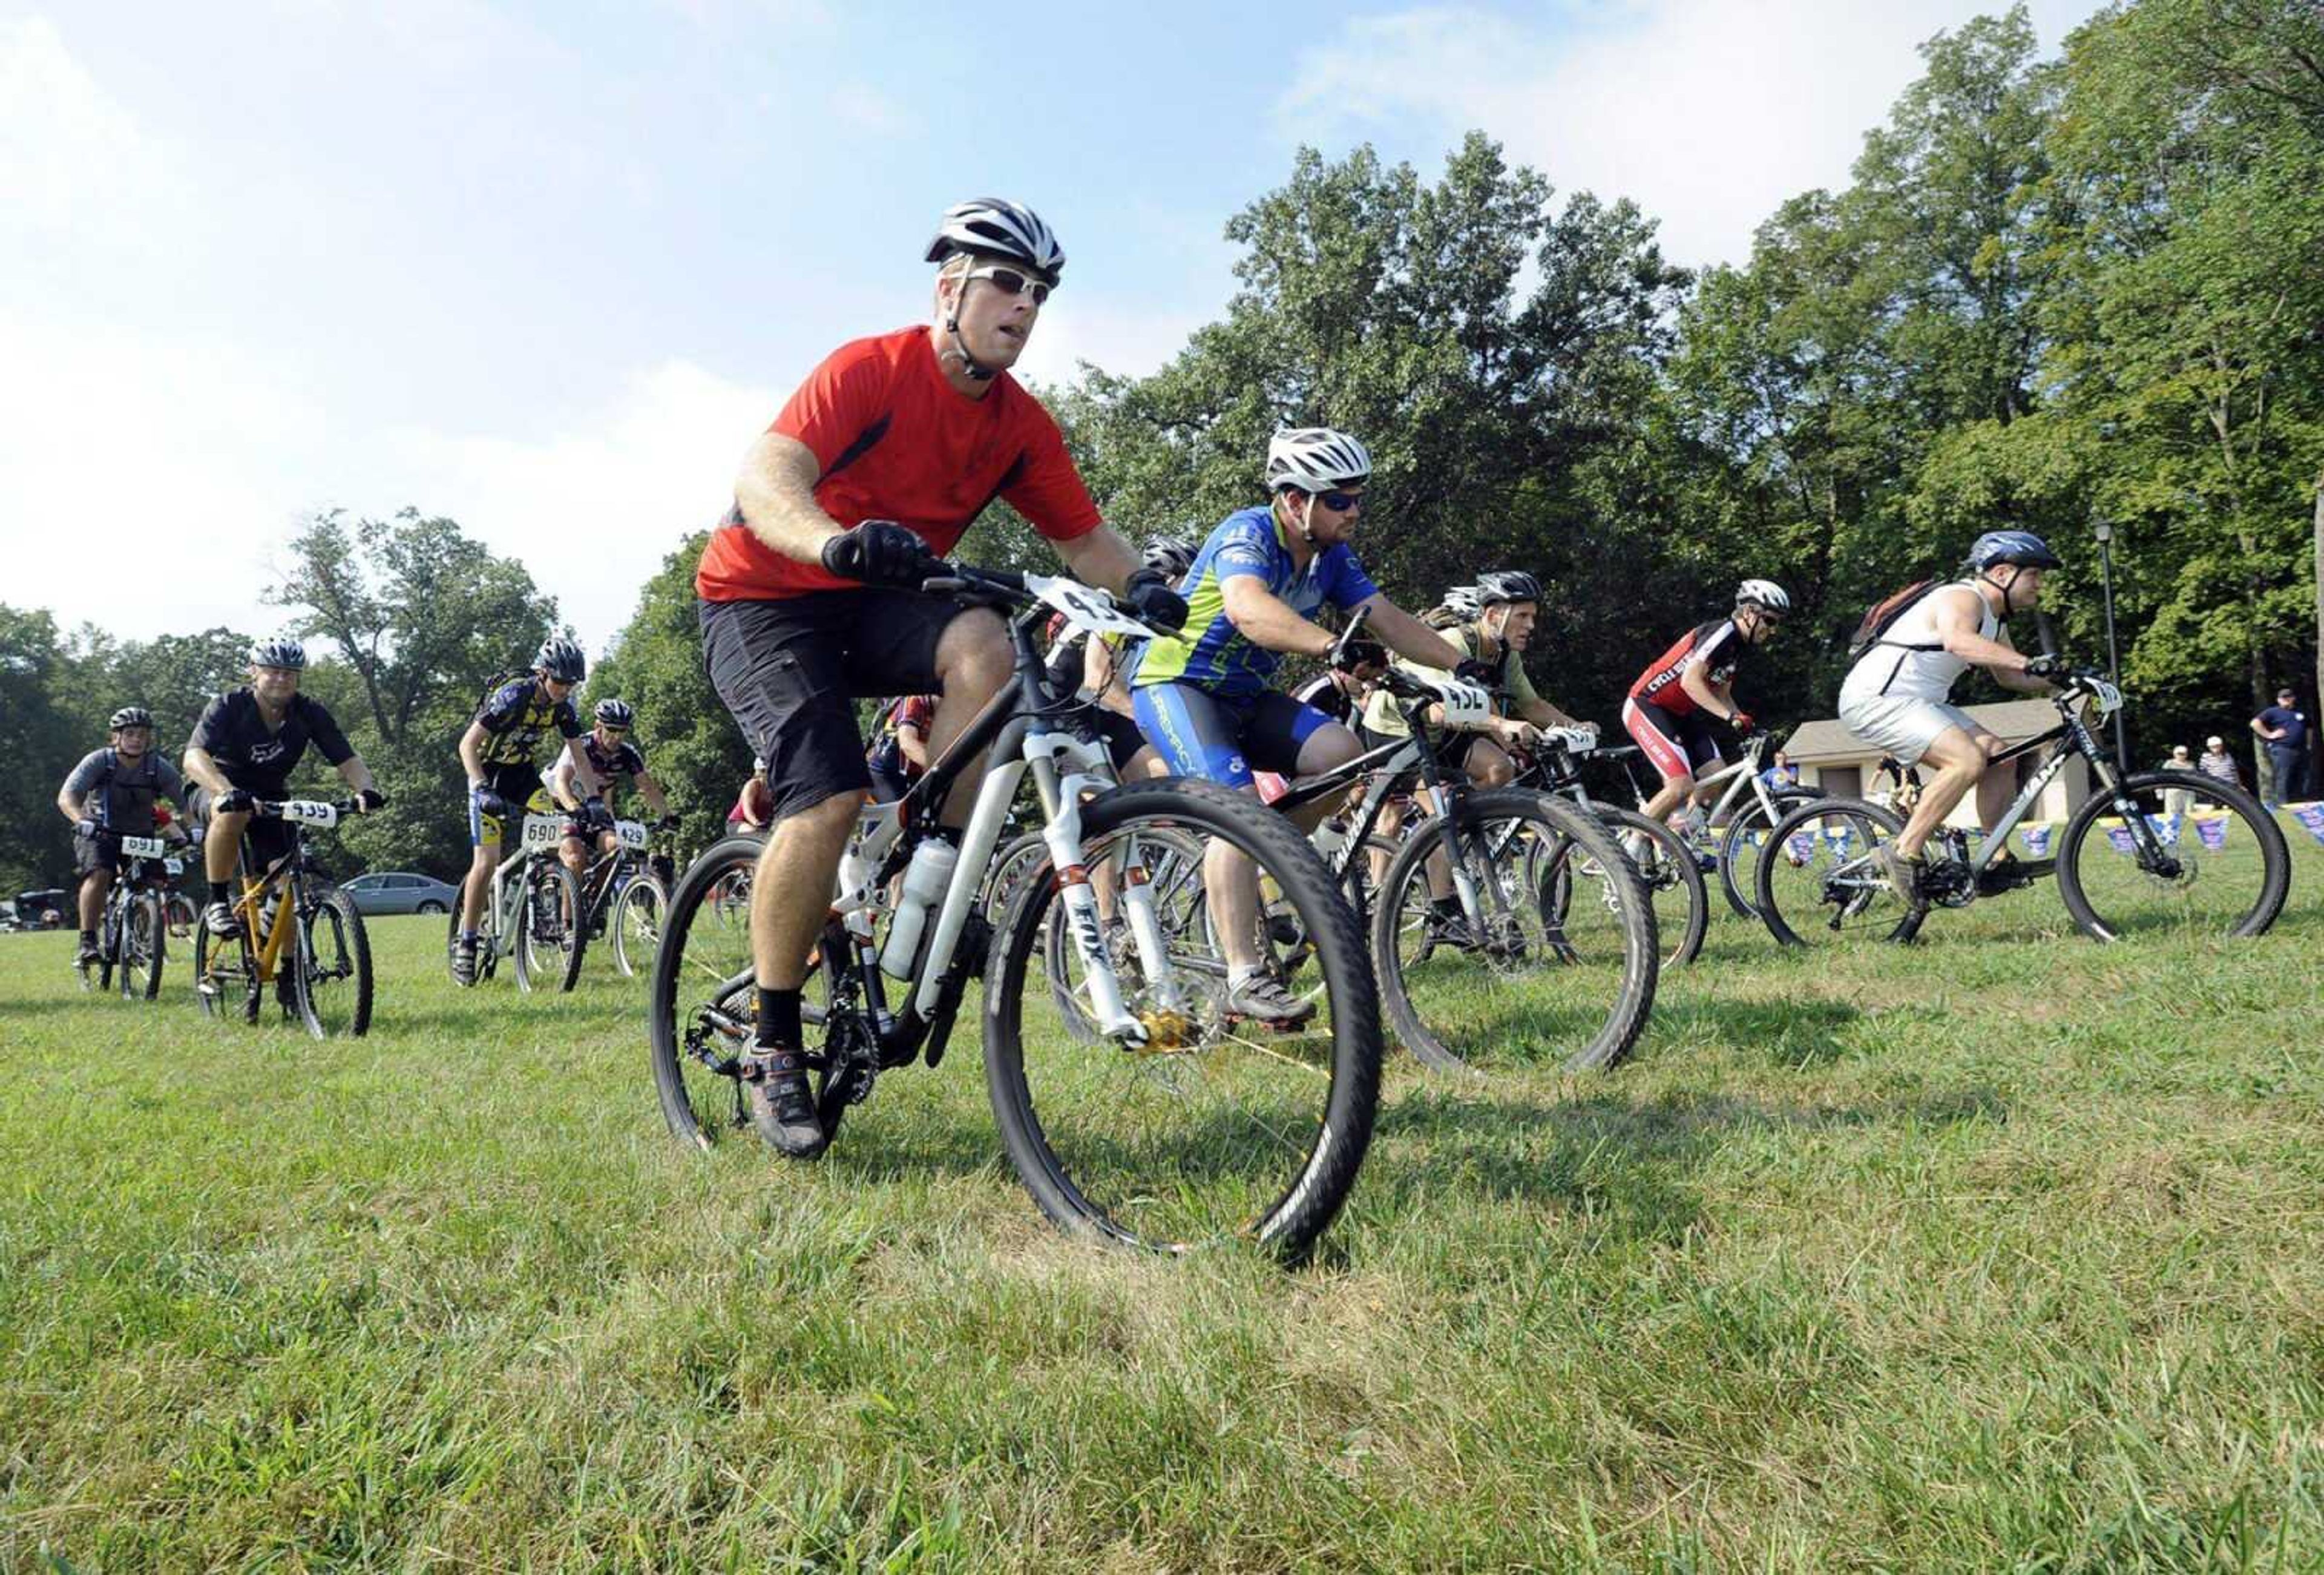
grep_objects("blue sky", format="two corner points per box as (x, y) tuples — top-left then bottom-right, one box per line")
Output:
(2, 0), (2105, 651)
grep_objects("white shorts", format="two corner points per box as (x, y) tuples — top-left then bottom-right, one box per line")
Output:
(1837, 692), (1979, 768)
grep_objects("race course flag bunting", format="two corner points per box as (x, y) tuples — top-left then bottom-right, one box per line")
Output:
(2021, 823), (2054, 857)
(2291, 801), (2324, 848)
(2105, 823), (2136, 855)
(2195, 815), (2228, 850)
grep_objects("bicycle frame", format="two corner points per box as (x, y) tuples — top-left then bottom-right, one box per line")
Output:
(1623, 731), (1780, 830)
(815, 571), (1182, 1063)
(220, 800), (340, 982)
(479, 813), (571, 961)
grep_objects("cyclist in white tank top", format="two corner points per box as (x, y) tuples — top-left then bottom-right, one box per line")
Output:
(1835, 531), (2069, 895)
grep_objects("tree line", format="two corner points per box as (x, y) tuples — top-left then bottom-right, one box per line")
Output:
(3, 0), (2316, 895)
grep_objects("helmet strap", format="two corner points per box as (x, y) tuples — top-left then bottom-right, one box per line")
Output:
(939, 271), (997, 383)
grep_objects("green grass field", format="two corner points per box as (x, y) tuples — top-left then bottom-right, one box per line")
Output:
(7, 822), (2324, 1571)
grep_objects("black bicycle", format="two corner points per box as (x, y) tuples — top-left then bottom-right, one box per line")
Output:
(650, 561), (1383, 1261)
(76, 830), (188, 999)
(563, 809), (675, 978)
(1258, 612), (1659, 1074)
(1517, 735), (1710, 967)
(1758, 671), (2291, 945)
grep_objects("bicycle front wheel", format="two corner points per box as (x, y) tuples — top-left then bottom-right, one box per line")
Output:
(294, 887), (373, 1038)
(611, 870), (669, 978)
(1718, 789), (1818, 919)
(1373, 788), (1658, 1074)
(515, 860), (585, 993)
(1596, 806), (1707, 967)
(1756, 797), (1922, 947)
(985, 778), (1382, 1261)
(2057, 772), (2290, 942)
(119, 891), (165, 1000)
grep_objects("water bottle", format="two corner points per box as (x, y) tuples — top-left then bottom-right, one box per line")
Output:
(878, 839), (959, 979)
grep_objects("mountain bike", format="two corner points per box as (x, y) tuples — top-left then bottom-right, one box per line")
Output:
(563, 811), (674, 978)
(650, 562), (1382, 1261)
(1758, 671), (2290, 946)
(1612, 728), (1814, 921)
(444, 797), (588, 992)
(1260, 613), (1658, 1074)
(76, 831), (187, 999)
(194, 798), (373, 1037)
(1518, 735), (1709, 967)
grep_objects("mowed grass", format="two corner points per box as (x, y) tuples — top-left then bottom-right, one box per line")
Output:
(5, 823), (2324, 1571)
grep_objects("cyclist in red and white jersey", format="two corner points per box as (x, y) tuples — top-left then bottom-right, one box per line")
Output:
(1623, 580), (1788, 837)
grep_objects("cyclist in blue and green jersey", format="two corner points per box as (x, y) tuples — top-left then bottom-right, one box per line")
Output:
(1128, 426), (1474, 1024)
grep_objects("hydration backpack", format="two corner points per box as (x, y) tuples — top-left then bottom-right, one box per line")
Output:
(1846, 580), (1943, 660)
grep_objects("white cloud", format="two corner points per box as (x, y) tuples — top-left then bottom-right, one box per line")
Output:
(381, 361), (779, 651)
(0, 15), (193, 251)
(1011, 297), (1211, 389)
(1278, 0), (2106, 269)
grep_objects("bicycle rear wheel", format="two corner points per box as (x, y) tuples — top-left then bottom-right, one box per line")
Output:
(1373, 787), (1658, 1074)
(294, 887), (373, 1037)
(2056, 773), (2289, 942)
(1756, 797), (1922, 947)
(985, 778), (1382, 1260)
(1596, 805), (1707, 967)
(117, 891), (165, 1000)
(611, 870), (669, 978)
(649, 837), (842, 1151)
(515, 859), (585, 993)
(194, 916), (261, 1024)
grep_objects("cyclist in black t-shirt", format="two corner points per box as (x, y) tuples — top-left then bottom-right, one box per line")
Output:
(56, 705), (190, 966)
(453, 637), (602, 983)
(182, 639), (384, 936)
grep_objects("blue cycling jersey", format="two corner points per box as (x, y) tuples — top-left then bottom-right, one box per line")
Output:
(1130, 505), (1379, 699)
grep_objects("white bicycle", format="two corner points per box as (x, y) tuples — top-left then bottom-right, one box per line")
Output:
(649, 561), (1386, 1261)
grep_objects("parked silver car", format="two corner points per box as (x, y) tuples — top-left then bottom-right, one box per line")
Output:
(340, 871), (460, 916)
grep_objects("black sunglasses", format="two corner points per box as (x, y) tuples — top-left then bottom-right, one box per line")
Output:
(963, 265), (1052, 305)
(1316, 489), (1364, 512)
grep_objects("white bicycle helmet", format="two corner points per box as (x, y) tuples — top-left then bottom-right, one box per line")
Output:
(1735, 578), (1791, 614)
(1264, 427), (1373, 494)
(924, 197), (1065, 281)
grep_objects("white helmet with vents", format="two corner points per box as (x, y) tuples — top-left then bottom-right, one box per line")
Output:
(1735, 578), (1791, 613)
(924, 197), (1065, 282)
(1264, 427), (1373, 493)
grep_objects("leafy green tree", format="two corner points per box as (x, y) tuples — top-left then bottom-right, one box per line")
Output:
(0, 607), (81, 894)
(268, 507), (562, 876)
(587, 533), (756, 857)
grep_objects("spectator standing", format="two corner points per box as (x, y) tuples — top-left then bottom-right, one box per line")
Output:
(2250, 687), (2312, 806)
(1758, 750), (1800, 792)
(2196, 735), (2242, 789)
(2160, 743), (2197, 817)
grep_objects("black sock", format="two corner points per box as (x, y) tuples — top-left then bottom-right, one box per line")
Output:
(208, 880), (231, 906)
(79, 929), (96, 944)
(756, 987), (802, 1048)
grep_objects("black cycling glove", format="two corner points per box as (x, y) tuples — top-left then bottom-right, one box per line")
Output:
(821, 521), (935, 588)
(1122, 567), (1189, 633)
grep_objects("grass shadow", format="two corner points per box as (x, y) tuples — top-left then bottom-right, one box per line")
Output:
(1365, 1083), (2007, 1243)
(1649, 994), (1869, 1068)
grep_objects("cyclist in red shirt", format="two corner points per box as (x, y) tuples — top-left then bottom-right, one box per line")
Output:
(1623, 579), (1789, 841)
(694, 197), (1186, 1159)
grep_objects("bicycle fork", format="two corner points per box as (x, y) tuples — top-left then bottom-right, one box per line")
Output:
(1023, 733), (1177, 1045)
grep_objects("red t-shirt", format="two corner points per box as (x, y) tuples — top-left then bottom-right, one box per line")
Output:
(696, 326), (1104, 600)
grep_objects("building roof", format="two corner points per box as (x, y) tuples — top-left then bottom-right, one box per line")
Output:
(1784, 699), (2063, 766)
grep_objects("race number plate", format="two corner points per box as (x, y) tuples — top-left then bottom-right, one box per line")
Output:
(521, 814), (564, 851)
(278, 800), (340, 827)
(615, 820), (648, 850)
(119, 835), (168, 858)
(164, 857), (185, 876)
(1027, 573), (1157, 641)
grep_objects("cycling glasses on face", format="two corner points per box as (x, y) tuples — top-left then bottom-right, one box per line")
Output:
(1316, 489), (1364, 513)
(964, 265), (1052, 305)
